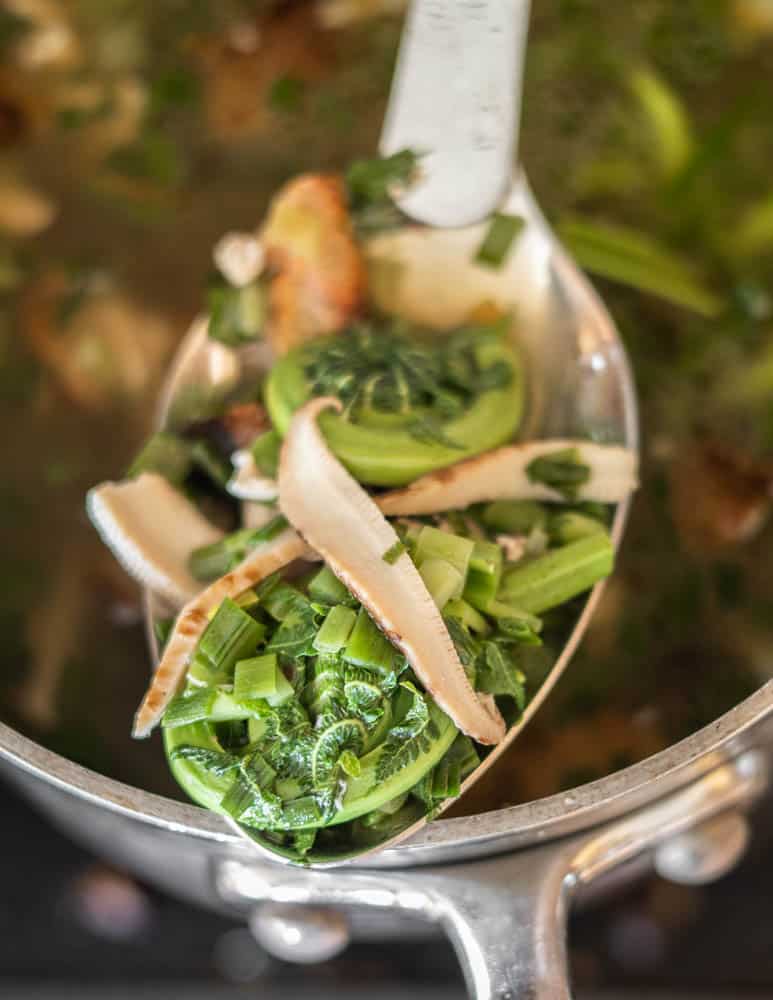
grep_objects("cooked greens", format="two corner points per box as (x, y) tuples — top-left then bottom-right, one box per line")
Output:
(161, 508), (615, 861)
(264, 319), (524, 486)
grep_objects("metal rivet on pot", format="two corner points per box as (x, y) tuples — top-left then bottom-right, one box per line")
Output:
(249, 903), (350, 964)
(654, 811), (750, 886)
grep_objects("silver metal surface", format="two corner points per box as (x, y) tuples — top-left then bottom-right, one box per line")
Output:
(653, 810), (751, 887)
(215, 751), (767, 998)
(381, 0), (530, 226)
(249, 904), (351, 963)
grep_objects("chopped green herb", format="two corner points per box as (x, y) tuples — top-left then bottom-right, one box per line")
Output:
(475, 213), (524, 269)
(382, 540), (406, 565)
(526, 447), (591, 501)
(268, 75), (305, 113)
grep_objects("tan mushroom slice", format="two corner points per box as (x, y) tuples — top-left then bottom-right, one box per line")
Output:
(227, 449), (279, 503)
(278, 397), (505, 746)
(133, 526), (309, 738)
(378, 440), (639, 517)
(241, 500), (280, 529)
(86, 473), (224, 606)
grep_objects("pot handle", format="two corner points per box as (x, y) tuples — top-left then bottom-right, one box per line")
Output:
(215, 751), (767, 1000)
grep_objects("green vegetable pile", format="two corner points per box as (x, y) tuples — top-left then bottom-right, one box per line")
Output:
(264, 319), (524, 486)
(162, 502), (613, 862)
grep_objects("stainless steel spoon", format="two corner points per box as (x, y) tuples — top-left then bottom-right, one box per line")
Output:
(381, 0), (532, 227)
(146, 1), (638, 866)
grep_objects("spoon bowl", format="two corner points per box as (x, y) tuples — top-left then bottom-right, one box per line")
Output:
(147, 169), (638, 865)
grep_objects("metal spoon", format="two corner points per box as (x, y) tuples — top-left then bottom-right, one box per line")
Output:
(381, 0), (531, 227)
(146, 2), (638, 866)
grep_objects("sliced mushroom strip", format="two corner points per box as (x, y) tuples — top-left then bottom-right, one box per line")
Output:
(133, 527), (310, 738)
(377, 440), (638, 517)
(278, 397), (505, 746)
(87, 473), (224, 606)
(227, 449), (279, 502)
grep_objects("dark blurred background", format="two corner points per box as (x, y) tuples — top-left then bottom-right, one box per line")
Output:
(1, 0), (773, 995)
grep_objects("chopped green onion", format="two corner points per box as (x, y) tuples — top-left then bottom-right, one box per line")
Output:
(346, 149), (419, 207)
(162, 687), (253, 728)
(526, 447), (591, 501)
(463, 540), (503, 611)
(189, 516), (288, 582)
(548, 511), (607, 546)
(475, 213), (524, 269)
(414, 526), (473, 597)
(499, 534), (614, 614)
(382, 540), (406, 565)
(162, 688), (216, 728)
(444, 598), (491, 635)
(128, 431), (191, 486)
(344, 608), (396, 673)
(419, 558), (463, 610)
(234, 654), (286, 704)
(481, 500), (547, 535)
(308, 565), (355, 606)
(313, 605), (358, 654)
(198, 598), (265, 676)
(208, 280), (266, 345)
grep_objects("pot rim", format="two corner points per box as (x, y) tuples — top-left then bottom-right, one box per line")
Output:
(2, 680), (772, 867)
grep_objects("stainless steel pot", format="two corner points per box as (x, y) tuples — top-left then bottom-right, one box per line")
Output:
(3, 171), (773, 997)
(2, 688), (772, 997)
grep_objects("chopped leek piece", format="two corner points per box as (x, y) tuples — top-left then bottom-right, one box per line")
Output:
(463, 539), (503, 611)
(526, 447), (591, 501)
(481, 500), (547, 535)
(313, 605), (358, 654)
(444, 598), (491, 634)
(414, 526), (473, 597)
(344, 608), (396, 673)
(188, 516), (288, 581)
(548, 511), (607, 545)
(382, 540), (406, 565)
(499, 534), (614, 614)
(419, 558), (463, 610)
(162, 688), (216, 728)
(208, 279), (266, 345)
(163, 688), (253, 728)
(234, 653), (289, 704)
(308, 564), (355, 606)
(346, 149), (419, 208)
(475, 212), (524, 269)
(198, 598), (264, 676)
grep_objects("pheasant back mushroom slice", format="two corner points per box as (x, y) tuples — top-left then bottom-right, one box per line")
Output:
(278, 397), (505, 746)
(132, 526), (309, 738)
(377, 440), (639, 517)
(87, 472), (225, 606)
(261, 174), (367, 354)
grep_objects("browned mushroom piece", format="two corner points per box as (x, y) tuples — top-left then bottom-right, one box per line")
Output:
(261, 172), (366, 353)
(19, 271), (174, 413)
(670, 441), (773, 553)
(193, 5), (334, 141)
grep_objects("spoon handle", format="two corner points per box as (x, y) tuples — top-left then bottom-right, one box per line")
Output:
(380, 0), (531, 228)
